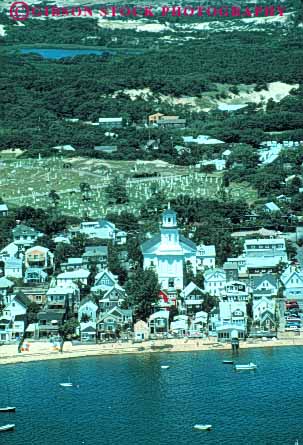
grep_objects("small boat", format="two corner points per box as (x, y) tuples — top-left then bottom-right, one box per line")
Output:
(161, 365), (170, 369)
(193, 424), (212, 431)
(0, 424), (15, 432)
(0, 407), (16, 412)
(235, 362), (257, 371)
(60, 383), (73, 387)
(222, 360), (234, 364)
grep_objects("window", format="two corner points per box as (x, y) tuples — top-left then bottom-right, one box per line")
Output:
(168, 278), (174, 288)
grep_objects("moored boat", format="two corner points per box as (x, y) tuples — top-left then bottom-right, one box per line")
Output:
(222, 360), (234, 364)
(161, 365), (170, 369)
(60, 383), (73, 387)
(0, 407), (16, 412)
(235, 362), (257, 371)
(193, 424), (212, 431)
(0, 424), (15, 432)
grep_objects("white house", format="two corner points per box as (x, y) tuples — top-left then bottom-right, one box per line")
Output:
(148, 310), (170, 335)
(78, 298), (98, 323)
(12, 224), (43, 248)
(280, 267), (303, 298)
(196, 244), (216, 270)
(253, 296), (276, 332)
(0, 204), (8, 217)
(264, 202), (281, 213)
(0, 242), (19, 261)
(244, 238), (288, 272)
(222, 281), (251, 302)
(47, 284), (80, 309)
(180, 281), (204, 314)
(25, 246), (54, 269)
(75, 220), (127, 244)
(204, 268), (226, 297)
(210, 301), (247, 340)
(2, 293), (30, 319)
(0, 277), (14, 305)
(141, 207), (197, 290)
(4, 258), (23, 279)
(56, 269), (90, 286)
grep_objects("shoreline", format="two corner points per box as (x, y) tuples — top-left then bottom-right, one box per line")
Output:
(1, 337), (303, 366)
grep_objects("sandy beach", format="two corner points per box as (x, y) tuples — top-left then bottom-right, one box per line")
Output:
(1, 336), (303, 365)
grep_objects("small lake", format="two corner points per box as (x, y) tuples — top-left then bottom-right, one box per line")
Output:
(19, 48), (116, 59)
(19, 48), (143, 59)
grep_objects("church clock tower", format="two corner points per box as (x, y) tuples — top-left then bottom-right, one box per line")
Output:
(160, 207), (180, 246)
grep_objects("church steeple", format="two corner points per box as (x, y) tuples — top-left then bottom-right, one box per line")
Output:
(161, 207), (179, 244)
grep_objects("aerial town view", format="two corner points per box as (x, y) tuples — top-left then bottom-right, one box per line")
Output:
(0, 0), (303, 443)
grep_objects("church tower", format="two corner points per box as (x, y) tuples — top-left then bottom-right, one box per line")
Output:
(160, 207), (180, 246)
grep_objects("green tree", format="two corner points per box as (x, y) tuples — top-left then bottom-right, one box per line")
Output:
(105, 177), (128, 204)
(18, 302), (40, 353)
(58, 318), (79, 353)
(125, 268), (160, 320)
(48, 189), (60, 208)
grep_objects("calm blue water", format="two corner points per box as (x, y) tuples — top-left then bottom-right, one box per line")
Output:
(0, 347), (302, 445)
(20, 48), (115, 59)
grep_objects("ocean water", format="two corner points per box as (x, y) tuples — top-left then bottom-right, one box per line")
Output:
(0, 347), (302, 445)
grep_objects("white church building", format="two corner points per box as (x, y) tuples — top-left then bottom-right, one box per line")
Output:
(141, 208), (197, 291)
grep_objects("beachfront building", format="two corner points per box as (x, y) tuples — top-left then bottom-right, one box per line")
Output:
(209, 301), (247, 340)
(180, 282), (204, 315)
(280, 266), (303, 299)
(141, 207), (196, 291)
(78, 298), (98, 323)
(252, 296), (276, 333)
(97, 306), (133, 337)
(148, 310), (170, 336)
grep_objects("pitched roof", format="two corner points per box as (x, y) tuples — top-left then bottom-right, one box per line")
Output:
(83, 246), (108, 257)
(57, 269), (90, 279)
(180, 235), (196, 250)
(253, 274), (278, 289)
(14, 293), (32, 308)
(81, 325), (96, 333)
(0, 277), (14, 288)
(13, 224), (40, 236)
(182, 281), (204, 298)
(141, 234), (161, 252)
(4, 258), (22, 268)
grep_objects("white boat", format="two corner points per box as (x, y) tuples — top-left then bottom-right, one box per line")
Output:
(0, 424), (15, 432)
(161, 365), (170, 369)
(235, 362), (257, 371)
(193, 424), (212, 431)
(60, 382), (73, 387)
(0, 407), (16, 412)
